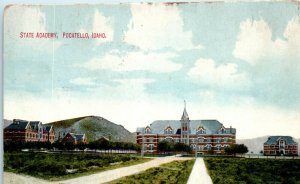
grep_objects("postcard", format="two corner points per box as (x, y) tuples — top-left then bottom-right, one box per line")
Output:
(3, 2), (300, 184)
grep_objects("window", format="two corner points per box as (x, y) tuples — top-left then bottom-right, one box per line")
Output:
(224, 137), (228, 143)
(196, 127), (206, 134)
(206, 144), (212, 151)
(165, 137), (174, 143)
(218, 127), (226, 134)
(149, 137), (154, 143)
(197, 137), (204, 143)
(206, 137), (211, 142)
(164, 127), (173, 134)
(216, 144), (221, 151)
(145, 127), (151, 134)
(149, 144), (154, 151)
(198, 145), (204, 151)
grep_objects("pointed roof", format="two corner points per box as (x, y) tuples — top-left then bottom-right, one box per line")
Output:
(181, 100), (189, 120)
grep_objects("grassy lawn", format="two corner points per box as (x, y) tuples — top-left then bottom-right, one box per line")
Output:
(4, 152), (150, 181)
(204, 157), (300, 184)
(108, 159), (195, 184)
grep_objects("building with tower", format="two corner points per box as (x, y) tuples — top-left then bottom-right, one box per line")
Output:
(136, 102), (236, 154)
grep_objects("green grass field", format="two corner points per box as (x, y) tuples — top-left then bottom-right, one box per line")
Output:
(108, 159), (195, 184)
(204, 157), (300, 184)
(4, 152), (150, 181)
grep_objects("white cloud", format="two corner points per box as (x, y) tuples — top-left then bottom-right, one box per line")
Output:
(70, 77), (96, 86)
(233, 17), (300, 64)
(124, 4), (202, 51)
(80, 51), (181, 73)
(188, 58), (249, 89)
(92, 10), (114, 44)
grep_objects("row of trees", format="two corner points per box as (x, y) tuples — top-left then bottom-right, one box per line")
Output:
(156, 141), (248, 155)
(4, 139), (141, 152)
(224, 144), (248, 155)
(157, 141), (192, 153)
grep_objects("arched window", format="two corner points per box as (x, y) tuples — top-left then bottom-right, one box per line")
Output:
(197, 137), (205, 143)
(165, 137), (174, 143)
(205, 144), (212, 151)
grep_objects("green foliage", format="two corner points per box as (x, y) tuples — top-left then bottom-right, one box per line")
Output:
(4, 141), (54, 152)
(157, 141), (192, 153)
(109, 160), (195, 184)
(225, 144), (249, 155)
(174, 143), (192, 152)
(205, 157), (300, 184)
(4, 152), (147, 181)
(87, 140), (140, 151)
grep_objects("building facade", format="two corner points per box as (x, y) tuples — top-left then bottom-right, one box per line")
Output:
(62, 133), (87, 144)
(4, 119), (55, 143)
(263, 136), (298, 156)
(136, 104), (236, 154)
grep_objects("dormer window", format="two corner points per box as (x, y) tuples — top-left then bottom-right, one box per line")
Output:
(218, 126), (226, 134)
(196, 126), (206, 134)
(164, 126), (173, 134)
(145, 126), (151, 134)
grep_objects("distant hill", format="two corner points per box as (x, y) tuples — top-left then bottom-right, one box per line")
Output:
(48, 116), (135, 143)
(237, 136), (300, 154)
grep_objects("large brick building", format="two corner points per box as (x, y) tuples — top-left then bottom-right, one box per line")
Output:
(136, 103), (236, 154)
(263, 136), (298, 156)
(4, 119), (55, 143)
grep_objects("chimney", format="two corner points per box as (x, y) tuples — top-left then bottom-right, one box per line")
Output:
(230, 126), (232, 133)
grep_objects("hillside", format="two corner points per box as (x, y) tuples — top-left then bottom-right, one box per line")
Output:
(237, 136), (300, 154)
(48, 116), (135, 143)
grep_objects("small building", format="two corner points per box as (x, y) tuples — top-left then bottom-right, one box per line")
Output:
(62, 133), (87, 144)
(43, 125), (55, 143)
(264, 136), (298, 156)
(136, 102), (236, 154)
(4, 119), (55, 143)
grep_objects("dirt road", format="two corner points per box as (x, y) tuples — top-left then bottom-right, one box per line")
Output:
(4, 156), (192, 184)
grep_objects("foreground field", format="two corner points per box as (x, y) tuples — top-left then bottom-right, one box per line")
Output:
(4, 152), (149, 181)
(108, 159), (195, 184)
(204, 157), (300, 184)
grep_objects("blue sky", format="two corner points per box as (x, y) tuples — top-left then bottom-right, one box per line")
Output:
(4, 2), (300, 138)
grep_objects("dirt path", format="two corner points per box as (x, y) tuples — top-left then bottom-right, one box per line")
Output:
(187, 158), (213, 184)
(4, 156), (192, 184)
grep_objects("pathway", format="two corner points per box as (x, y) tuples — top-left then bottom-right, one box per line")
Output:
(4, 156), (192, 184)
(187, 158), (213, 184)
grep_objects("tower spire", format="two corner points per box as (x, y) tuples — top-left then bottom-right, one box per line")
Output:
(181, 100), (189, 120)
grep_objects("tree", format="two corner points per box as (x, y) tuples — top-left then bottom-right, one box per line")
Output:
(225, 144), (248, 156)
(65, 142), (75, 150)
(157, 141), (174, 153)
(174, 143), (192, 153)
(77, 142), (86, 151)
